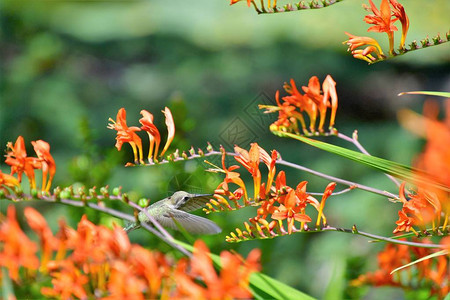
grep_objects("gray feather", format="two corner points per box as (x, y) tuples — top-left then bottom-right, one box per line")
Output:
(153, 210), (221, 235)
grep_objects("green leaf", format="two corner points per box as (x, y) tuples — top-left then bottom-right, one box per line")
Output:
(174, 240), (315, 300)
(398, 91), (450, 98)
(1, 267), (15, 300)
(390, 250), (449, 274)
(273, 131), (450, 193)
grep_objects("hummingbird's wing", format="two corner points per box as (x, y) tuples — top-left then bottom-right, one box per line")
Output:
(175, 194), (213, 212)
(153, 210), (222, 235)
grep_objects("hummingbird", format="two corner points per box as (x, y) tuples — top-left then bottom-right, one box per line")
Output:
(124, 191), (221, 235)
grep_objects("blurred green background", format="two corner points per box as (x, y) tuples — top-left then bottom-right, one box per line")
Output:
(1, 0), (449, 298)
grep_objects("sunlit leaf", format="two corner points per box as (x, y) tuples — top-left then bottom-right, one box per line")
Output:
(398, 91), (450, 98)
(390, 250), (449, 274)
(273, 131), (450, 193)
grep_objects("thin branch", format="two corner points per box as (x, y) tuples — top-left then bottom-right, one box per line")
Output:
(142, 149), (400, 200)
(337, 131), (401, 187)
(322, 226), (445, 249)
(308, 187), (353, 196)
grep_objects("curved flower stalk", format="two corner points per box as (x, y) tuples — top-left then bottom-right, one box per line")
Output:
(4, 136), (55, 192)
(0, 206), (260, 299)
(230, 0), (344, 15)
(345, 0), (449, 63)
(259, 75), (338, 135)
(351, 240), (449, 298)
(108, 107), (175, 165)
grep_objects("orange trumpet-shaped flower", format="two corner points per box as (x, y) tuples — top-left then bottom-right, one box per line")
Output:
(176, 240), (260, 299)
(108, 108), (144, 164)
(363, 0), (397, 54)
(32, 140), (56, 192)
(322, 75), (338, 129)
(230, 0), (252, 7)
(24, 207), (58, 272)
(285, 79), (318, 133)
(389, 0), (409, 48)
(159, 107), (175, 158)
(314, 182), (336, 227)
(139, 110), (161, 162)
(272, 190), (312, 234)
(234, 143), (262, 200)
(0, 170), (20, 189)
(5, 136), (41, 189)
(0, 206), (40, 281)
(344, 32), (385, 63)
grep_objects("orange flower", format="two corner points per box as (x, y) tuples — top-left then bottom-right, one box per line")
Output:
(41, 260), (89, 299)
(24, 207), (58, 272)
(235, 143), (262, 200)
(393, 209), (414, 233)
(31, 140), (56, 192)
(322, 75), (338, 129)
(363, 0), (397, 54)
(230, 0), (252, 7)
(108, 108), (143, 164)
(389, 0), (409, 48)
(0, 170), (20, 189)
(176, 240), (260, 299)
(159, 107), (175, 158)
(272, 190), (312, 234)
(139, 110), (161, 162)
(394, 182), (441, 233)
(285, 79), (318, 133)
(0, 206), (39, 281)
(315, 182), (336, 227)
(344, 32), (384, 63)
(4, 136), (41, 189)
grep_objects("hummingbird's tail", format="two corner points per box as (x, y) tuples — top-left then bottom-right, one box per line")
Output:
(123, 222), (140, 233)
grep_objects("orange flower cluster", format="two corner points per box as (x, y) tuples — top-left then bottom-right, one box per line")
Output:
(344, 0), (409, 61)
(352, 240), (449, 298)
(108, 107), (175, 165)
(394, 101), (450, 235)
(0, 205), (260, 299)
(207, 143), (336, 241)
(393, 182), (443, 235)
(259, 75), (338, 135)
(2, 136), (55, 192)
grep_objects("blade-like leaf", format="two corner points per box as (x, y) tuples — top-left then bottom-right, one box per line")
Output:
(273, 131), (450, 193)
(390, 250), (449, 274)
(174, 240), (314, 300)
(398, 91), (450, 98)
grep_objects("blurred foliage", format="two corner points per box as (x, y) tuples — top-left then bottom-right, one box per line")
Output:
(0, 0), (449, 298)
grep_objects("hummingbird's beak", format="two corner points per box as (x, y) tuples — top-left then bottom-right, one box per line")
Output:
(192, 193), (213, 198)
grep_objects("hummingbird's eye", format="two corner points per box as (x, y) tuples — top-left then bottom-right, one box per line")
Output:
(183, 196), (189, 202)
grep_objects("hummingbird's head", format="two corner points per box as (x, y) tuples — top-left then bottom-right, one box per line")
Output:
(169, 191), (213, 208)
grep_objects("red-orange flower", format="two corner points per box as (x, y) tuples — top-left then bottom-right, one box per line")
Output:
(108, 108), (143, 164)
(389, 0), (409, 48)
(0, 206), (40, 281)
(159, 107), (175, 158)
(5, 136), (41, 189)
(139, 110), (161, 162)
(41, 260), (89, 299)
(31, 140), (56, 192)
(235, 143), (262, 200)
(272, 190), (312, 234)
(24, 207), (58, 272)
(176, 240), (260, 299)
(230, 0), (252, 7)
(363, 0), (397, 54)
(0, 170), (20, 189)
(344, 32), (384, 63)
